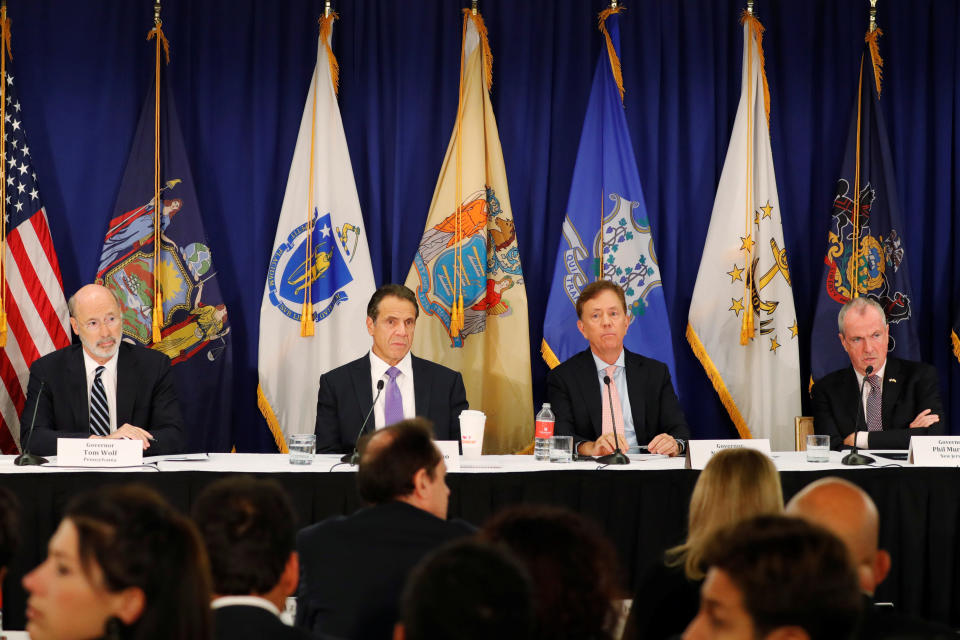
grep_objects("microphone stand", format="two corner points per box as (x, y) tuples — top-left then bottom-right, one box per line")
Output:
(597, 375), (630, 465)
(842, 365), (875, 466)
(341, 380), (385, 465)
(15, 379), (48, 466)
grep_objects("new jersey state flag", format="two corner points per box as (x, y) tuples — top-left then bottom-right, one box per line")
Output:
(404, 9), (532, 455)
(96, 30), (232, 453)
(809, 28), (919, 381)
(542, 7), (676, 383)
(687, 13), (800, 451)
(258, 14), (375, 451)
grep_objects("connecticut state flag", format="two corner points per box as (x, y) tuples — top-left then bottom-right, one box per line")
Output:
(809, 28), (919, 381)
(542, 7), (677, 383)
(687, 13), (801, 451)
(96, 27), (232, 453)
(404, 9), (533, 455)
(258, 13), (375, 451)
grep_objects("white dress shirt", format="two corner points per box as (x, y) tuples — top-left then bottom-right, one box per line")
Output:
(853, 361), (886, 449)
(369, 350), (416, 429)
(82, 349), (119, 434)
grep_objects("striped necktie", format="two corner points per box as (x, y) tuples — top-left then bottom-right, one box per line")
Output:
(89, 365), (110, 436)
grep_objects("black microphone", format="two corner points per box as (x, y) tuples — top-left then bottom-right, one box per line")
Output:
(15, 379), (48, 466)
(596, 375), (630, 465)
(341, 379), (385, 465)
(842, 364), (875, 466)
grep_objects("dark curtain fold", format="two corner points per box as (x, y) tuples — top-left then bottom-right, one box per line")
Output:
(8, 0), (959, 451)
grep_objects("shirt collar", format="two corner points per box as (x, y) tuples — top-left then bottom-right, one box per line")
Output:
(854, 360), (887, 387)
(81, 346), (119, 378)
(210, 595), (281, 616)
(590, 349), (625, 373)
(369, 350), (413, 381)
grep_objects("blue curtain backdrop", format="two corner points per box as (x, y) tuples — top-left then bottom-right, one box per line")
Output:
(8, 0), (959, 451)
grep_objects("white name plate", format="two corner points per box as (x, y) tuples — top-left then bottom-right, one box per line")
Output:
(57, 438), (143, 467)
(686, 439), (772, 470)
(435, 440), (460, 472)
(908, 436), (960, 467)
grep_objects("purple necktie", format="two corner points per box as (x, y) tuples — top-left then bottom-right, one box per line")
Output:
(384, 366), (404, 426)
(866, 374), (882, 432)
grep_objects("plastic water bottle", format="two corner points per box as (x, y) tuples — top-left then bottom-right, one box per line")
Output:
(534, 403), (555, 461)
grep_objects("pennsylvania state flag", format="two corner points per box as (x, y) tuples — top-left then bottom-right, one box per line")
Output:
(96, 25), (232, 452)
(542, 7), (676, 382)
(687, 13), (800, 451)
(258, 13), (376, 451)
(404, 9), (533, 454)
(810, 28), (919, 381)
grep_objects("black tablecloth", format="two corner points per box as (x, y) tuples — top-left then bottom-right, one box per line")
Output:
(3, 465), (959, 630)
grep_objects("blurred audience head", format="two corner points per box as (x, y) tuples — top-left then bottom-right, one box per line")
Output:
(786, 476), (889, 595)
(0, 486), (20, 581)
(683, 515), (861, 640)
(192, 476), (299, 609)
(395, 538), (534, 640)
(357, 418), (449, 519)
(479, 505), (622, 640)
(669, 448), (783, 580)
(23, 484), (211, 640)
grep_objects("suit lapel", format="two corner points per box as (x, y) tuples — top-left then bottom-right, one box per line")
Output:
(881, 357), (901, 430)
(68, 346), (89, 430)
(412, 355), (431, 419)
(350, 356), (375, 435)
(624, 350), (645, 432)
(116, 343), (135, 425)
(575, 350), (603, 435)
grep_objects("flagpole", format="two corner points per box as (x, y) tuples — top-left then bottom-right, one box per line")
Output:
(0, 0), (8, 347)
(869, 0), (878, 33)
(147, 1), (170, 344)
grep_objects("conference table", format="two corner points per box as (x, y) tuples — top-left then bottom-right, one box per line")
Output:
(1, 450), (958, 631)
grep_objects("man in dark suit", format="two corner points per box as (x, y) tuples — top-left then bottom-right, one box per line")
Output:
(812, 297), (944, 450)
(22, 284), (183, 457)
(193, 476), (311, 640)
(546, 280), (689, 457)
(296, 419), (475, 639)
(315, 283), (468, 454)
(788, 478), (958, 639)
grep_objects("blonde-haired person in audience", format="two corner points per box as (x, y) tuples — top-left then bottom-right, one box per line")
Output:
(625, 448), (783, 639)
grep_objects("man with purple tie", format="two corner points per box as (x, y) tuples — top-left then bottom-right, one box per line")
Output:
(314, 284), (468, 454)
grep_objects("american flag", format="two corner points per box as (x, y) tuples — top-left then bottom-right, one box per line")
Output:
(0, 70), (70, 453)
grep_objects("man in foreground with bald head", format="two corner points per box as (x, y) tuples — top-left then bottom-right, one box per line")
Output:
(787, 478), (956, 638)
(22, 284), (184, 456)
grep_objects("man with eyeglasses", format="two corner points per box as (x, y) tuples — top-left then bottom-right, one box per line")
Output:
(22, 283), (184, 456)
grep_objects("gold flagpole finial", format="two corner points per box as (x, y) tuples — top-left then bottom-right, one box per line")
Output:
(471, 0), (477, 16)
(610, 0), (618, 8)
(868, 0), (878, 32)
(746, 0), (754, 15)
(153, 1), (162, 26)
(324, 0), (331, 18)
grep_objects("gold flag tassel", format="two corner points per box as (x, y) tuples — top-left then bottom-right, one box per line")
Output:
(865, 27), (884, 96)
(147, 7), (170, 344)
(0, 3), (10, 347)
(597, 5), (626, 102)
(319, 11), (340, 96)
(741, 11), (771, 126)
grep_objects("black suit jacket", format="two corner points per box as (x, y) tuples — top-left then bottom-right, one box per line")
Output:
(314, 353), (468, 454)
(546, 348), (690, 447)
(22, 342), (185, 456)
(213, 604), (312, 640)
(856, 595), (959, 639)
(294, 501), (475, 639)
(812, 357), (945, 450)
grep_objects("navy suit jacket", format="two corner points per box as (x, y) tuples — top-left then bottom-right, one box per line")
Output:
(295, 501), (475, 639)
(22, 342), (185, 456)
(314, 353), (468, 454)
(812, 356), (945, 450)
(546, 347), (690, 448)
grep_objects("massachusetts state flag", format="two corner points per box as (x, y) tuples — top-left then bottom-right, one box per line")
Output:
(810, 28), (919, 381)
(404, 9), (533, 454)
(542, 7), (676, 382)
(258, 13), (375, 450)
(96, 25), (233, 453)
(0, 14), (70, 453)
(687, 12), (801, 451)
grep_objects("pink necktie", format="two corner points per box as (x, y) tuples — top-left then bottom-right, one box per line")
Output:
(601, 365), (625, 439)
